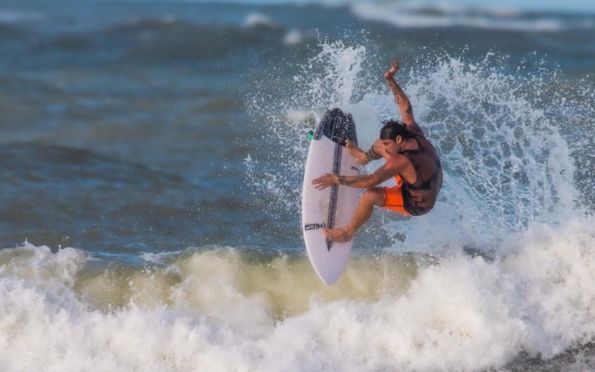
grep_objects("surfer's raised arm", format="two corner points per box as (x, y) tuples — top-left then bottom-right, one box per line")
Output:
(385, 60), (423, 135)
(346, 61), (425, 166)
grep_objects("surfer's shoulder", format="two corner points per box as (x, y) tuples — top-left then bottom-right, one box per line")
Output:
(385, 153), (411, 171)
(404, 120), (424, 137)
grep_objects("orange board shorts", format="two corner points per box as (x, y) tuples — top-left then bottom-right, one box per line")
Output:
(383, 176), (411, 216)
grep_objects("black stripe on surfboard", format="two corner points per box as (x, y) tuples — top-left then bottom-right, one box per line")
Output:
(326, 143), (342, 251)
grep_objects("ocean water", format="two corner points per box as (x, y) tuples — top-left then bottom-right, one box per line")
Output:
(0, 0), (594, 371)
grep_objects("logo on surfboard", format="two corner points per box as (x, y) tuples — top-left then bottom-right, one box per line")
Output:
(304, 223), (326, 231)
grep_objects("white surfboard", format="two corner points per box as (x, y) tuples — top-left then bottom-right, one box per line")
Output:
(302, 108), (360, 285)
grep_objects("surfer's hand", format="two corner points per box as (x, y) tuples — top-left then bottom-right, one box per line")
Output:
(312, 173), (339, 190)
(384, 60), (400, 80)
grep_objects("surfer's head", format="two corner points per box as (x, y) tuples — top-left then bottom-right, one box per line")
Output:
(379, 120), (411, 154)
(380, 120), (410, 141)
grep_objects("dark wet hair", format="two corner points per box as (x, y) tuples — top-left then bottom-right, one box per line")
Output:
(380, 120), (411, 141)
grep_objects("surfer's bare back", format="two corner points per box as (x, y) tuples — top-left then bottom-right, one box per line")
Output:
(313, 60), (443, 243)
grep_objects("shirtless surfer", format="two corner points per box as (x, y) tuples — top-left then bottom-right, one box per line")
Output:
(312, 60), (443, 242)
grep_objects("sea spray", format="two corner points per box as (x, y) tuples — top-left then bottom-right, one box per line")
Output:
(394, 53), (581, 250)
(245, 39), (376, 216)
(246, 41), (587, 251)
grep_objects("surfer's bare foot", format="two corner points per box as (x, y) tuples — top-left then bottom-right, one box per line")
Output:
(345, 140), (369, 165)
(324, 227), (353, 242)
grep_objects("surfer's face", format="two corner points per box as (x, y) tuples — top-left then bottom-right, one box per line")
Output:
(381, 138), (400, 155)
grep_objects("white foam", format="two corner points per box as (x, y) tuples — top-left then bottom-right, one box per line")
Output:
(1, 219), (594, 371)
(301, 40), (368, 109)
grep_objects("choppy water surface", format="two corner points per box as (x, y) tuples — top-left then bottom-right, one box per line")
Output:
(0, 1), (594, 371)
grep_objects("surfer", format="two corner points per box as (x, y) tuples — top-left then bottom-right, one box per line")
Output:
(312, 60), (443, 242)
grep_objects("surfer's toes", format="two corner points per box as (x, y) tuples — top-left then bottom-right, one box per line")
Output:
(325, 228), (353, 242)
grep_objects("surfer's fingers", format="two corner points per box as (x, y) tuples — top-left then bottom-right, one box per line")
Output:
(315, 183), (328, 190)
(314, 181), (329, 190)
(312, 178), (323, 188)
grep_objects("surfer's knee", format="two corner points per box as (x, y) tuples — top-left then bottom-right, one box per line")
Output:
(361, 189), (383, 206)
(361, 190), (374, 203)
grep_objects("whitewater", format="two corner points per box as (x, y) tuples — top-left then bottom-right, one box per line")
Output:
(1, 220), (594, 371)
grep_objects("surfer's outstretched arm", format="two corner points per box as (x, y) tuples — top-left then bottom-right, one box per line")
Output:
(313, 172), (381, 190)
(313, 158), (406, 190)
(385, 60), (423, 135)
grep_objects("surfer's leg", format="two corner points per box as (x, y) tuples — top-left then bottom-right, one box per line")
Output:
(326, 188), (384, 242)
(347, 188), (384, 232)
